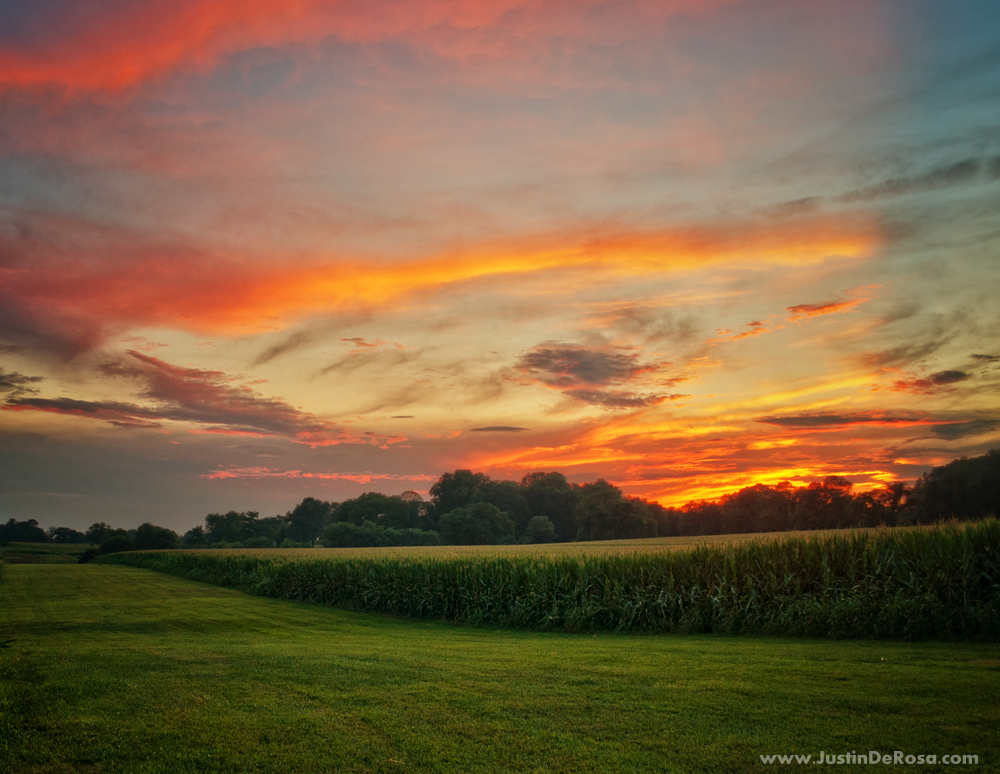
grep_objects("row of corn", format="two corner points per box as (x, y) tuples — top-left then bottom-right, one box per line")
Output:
(98, 519), (1000, 639)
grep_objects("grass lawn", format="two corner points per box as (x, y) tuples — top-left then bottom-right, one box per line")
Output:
(1, 564), (997, 773)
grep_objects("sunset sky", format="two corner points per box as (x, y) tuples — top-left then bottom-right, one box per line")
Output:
(1, 0), (998, 531)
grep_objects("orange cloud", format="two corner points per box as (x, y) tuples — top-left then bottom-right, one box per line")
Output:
(201, 466), (435, 483)
(786, 298), (860, 320)
(1, 213), (880, 346)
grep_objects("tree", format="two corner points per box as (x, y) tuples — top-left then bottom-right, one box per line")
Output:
(182, 525), (208, 547)
(438, 502), (515, 545)
(257, 515), (290, 545)
(133, 522), (179, 550)
(904, 449), (1000, 523)
(99, 533), (134, 554)
(794, 476), (854, 529)
(520, 471), (578, 541)
(288, 498), (334, 544)
(573, 480), (626, 541)
(85, 522), (115, 545)
(333, 493), (412, 529)
(678, 500), (723, 535)
(429, 470), (491, 519)
(205, 511), (253, 544)
(47, 526), (87, 544)
(0, 518), (48, 543)
(470, 480), (531, 537)
(322, 521), (381, 548)
(522, 515), (557, 544)
(720, 484), (796, 533)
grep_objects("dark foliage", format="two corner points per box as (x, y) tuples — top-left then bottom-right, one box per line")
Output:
(0, 519), (48, 543)
(439, 503), (515, 545)
(46, 526), (87, 544)
(133, 522), (179, 551)
(77, 548), (99, 564)
(288, 498), (335, 544)
(520, 471), (577, 541)
(331, 492), (421, 530)
(98, 534), (134, 554)
(905, 449), (1000, 523)
(321, 522), (441, 548)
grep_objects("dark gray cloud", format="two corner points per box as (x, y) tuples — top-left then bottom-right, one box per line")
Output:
(0, 366), (43, 398)
(516, 343), (664, 388)
(972, 353), (1000, 362)
(470, 426), (529, 432)
(2, 350), (397, 446)
(390, 415), (414, 419)
(756, 412), (934, 428)
(864, 339), (951, 368)
(514, 342), (683, 410)
(3, 396), (165, 429)
(563, 389), (683, 409)
(0, 290), (104, 360)
(892, 370), (971, 394)
(838, 157), (996, 203)
(929, 370), (971, 384)
(928, 419), (1000, 440)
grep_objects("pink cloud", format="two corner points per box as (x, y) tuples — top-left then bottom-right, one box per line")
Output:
(0, 0), (741, 93)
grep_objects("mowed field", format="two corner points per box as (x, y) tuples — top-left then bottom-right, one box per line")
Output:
(2, 562), (997, 773)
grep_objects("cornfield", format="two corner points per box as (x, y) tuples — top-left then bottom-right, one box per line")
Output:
(98, 519), (1000, 640)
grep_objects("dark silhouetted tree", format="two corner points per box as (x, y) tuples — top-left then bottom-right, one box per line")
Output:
(288, 498), (333, 544)
(85, 522), (115, 545)
(438, 502), (514, 545)
(133, 522), (180, 550)
(522, 515), (557, 543)
(794, 476), (854, 529)
(47, 526), (87, 544)
(905, 449), (1000, 523)
(332, 493), (413, 529)
(520, 471), (579, 541)
(471, 480), (531, 537)
(429, 470), (491, 521)
(0, 518), (48, 543)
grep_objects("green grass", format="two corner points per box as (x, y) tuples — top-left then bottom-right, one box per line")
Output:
(0, 542), (89, 564)
(1, 564), (997, 773)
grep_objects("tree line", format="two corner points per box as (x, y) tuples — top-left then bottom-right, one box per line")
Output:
(5, 448), (997, 557)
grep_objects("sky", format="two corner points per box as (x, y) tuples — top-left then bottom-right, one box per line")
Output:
(1, 0), (999, 532)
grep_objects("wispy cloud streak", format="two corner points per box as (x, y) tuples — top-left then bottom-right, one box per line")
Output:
(2, 351), (403, 446)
